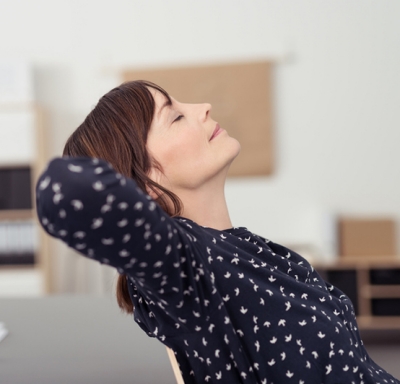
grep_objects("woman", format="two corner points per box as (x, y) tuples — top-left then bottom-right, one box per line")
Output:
(36, 80), (399, 383)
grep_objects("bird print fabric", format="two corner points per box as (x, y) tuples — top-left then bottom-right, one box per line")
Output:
(36, 156), (400, 384)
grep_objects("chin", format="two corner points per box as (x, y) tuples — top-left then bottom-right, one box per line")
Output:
(229, 137), (241, 159)
(221, 139), (241, 170)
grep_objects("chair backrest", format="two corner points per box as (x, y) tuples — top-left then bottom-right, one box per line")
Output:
(166, 347), (185, 384)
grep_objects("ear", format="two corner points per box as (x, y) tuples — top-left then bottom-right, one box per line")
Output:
(146, 185), (159, 200)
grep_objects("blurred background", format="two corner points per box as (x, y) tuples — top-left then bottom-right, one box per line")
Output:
(1, 1), (400, 382)
(1, 0), (399, 293)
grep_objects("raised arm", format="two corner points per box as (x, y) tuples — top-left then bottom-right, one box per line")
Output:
(35, 156), (215, 319)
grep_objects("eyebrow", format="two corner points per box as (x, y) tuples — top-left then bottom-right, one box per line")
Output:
(157, 98), (172, 121)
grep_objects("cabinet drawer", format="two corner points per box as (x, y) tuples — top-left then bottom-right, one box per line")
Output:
(372, 299), (400, 316)
(370, 269), (400, 285)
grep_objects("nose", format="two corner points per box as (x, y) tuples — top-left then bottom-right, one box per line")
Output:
(200, 103), (212, 122)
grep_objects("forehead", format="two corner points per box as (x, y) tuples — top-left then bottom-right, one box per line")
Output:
(147, 87), (171, 125)
(148, 87), (171, 108)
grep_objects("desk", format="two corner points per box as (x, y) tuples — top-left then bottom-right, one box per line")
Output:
(0, 295), (176, 384)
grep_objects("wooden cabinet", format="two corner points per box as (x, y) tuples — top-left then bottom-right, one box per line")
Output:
(0, 104), (51, 294)
(315, 256), (400, 330)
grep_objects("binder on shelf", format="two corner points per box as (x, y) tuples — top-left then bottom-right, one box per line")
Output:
(0, 220), (37, 265)
(0, 167), (32, 209)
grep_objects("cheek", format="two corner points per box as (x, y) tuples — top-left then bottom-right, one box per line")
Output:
(158, 136), (206, 170)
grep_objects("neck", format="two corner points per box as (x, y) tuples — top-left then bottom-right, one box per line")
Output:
(175, 178), (233, 231)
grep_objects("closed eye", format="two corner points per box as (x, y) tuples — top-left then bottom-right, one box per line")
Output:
(173, 115), (183, 123)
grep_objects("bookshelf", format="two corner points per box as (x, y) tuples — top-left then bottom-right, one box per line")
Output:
(315, 256), (400, 330)
(0, 103), (51, 294)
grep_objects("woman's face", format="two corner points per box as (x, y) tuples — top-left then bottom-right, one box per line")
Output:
(146, 88), (241, 192)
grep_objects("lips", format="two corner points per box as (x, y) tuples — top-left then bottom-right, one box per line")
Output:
(210, 124), (223, 141)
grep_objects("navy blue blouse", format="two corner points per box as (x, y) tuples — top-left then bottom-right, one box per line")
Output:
(36, 156), (399, 384)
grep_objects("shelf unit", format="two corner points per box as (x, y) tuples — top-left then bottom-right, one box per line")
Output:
(315, 256), (400, 330)
(0, 104), (51, 294)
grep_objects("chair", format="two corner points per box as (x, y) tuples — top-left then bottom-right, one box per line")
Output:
(166, 347), (185, 384)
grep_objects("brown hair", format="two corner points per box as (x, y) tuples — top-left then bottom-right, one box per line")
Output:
(63, 80), (182, 313)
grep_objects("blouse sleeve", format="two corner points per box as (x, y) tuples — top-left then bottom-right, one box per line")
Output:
(35, 156), (215, 318)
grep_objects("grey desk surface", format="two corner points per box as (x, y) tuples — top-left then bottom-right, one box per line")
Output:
(0, 295), (176, 384)
(2, 296), (400, 384)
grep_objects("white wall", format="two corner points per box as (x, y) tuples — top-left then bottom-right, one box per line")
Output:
(1, 0), (400, 276)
